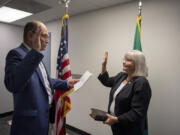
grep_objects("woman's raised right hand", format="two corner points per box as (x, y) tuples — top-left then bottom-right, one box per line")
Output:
(101, 51), (108, 74)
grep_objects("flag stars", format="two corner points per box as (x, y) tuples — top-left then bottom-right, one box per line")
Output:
(59, 72), (62, 76)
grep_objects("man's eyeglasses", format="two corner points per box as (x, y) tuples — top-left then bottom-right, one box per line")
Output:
(41, 34), (49, 39)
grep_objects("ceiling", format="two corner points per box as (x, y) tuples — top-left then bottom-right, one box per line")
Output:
(0, 0), (137, 26)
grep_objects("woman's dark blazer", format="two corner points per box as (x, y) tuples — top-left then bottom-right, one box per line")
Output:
(98, 71), (151, 135)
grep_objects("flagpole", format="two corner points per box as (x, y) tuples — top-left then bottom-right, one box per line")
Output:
(58, 1), (71, 135)
(138, 0), (142, 16)
(137, 3), (149, 135)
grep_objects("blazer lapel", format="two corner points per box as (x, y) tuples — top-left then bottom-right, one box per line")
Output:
(112, 74), (127, 94)
(116, 76), (137, 95)
(41, 62), (54, 94)
(35, 66), (47, 91)
(20, 43), (47, 92)
(113, 73), (135, 96)
(36, 62), (54, 95)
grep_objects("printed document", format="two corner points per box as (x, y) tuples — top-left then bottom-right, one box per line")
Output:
(74, 71), (92, 92)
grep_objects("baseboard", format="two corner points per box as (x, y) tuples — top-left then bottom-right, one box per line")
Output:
(0, 111), (13, 118)
(66, 124), (91, 135)
(0, 111), (91, 135)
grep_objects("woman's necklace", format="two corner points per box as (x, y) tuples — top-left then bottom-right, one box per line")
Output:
(126, 76), (132, 82)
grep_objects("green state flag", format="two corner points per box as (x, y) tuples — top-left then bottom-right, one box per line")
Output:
(133, 15), (142, 51)
(133, 15), (148, 135)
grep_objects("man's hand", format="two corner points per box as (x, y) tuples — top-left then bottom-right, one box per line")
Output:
(32, 26), (42, 51)
(104, 114), (118, 125)
(68, 79), (79, 89)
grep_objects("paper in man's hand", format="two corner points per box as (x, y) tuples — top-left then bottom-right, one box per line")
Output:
(74, 71), (92, 92)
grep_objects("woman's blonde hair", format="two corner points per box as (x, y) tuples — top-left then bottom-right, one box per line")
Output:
(124, 50), (148, 77)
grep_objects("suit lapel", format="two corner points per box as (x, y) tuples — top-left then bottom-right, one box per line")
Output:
(116, 75), (137, 96)
(36, 62), (54, 95)
(35, 66), (47, 91)
(41, 62), (53, 93)
(112, 74), (127, 94)
(113, 73), (134, 95)
(20, 43), (48, 92)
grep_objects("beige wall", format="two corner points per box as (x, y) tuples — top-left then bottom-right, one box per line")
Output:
(47, 0), (179, 134)
(0, 23), (23, 113)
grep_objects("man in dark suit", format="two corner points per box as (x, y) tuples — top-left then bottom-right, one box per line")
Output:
(4, 21), (79, 135)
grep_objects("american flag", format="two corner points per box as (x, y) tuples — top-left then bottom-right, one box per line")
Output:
(51, 13), (73, 135)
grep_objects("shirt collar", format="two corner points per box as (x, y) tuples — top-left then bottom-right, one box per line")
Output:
(23, 42), (31, 51)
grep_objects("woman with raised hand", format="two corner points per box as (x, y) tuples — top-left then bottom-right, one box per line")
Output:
(98, 50), (151, 135)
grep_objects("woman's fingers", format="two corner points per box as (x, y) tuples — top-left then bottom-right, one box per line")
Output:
(102, 51), (108, 65)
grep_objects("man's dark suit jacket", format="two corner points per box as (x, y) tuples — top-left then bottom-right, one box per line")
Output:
(98, 71), (151, 135)
(4, 44), (69, 135)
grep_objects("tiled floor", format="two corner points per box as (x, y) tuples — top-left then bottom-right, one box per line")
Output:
(0, 115), (79, 135)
